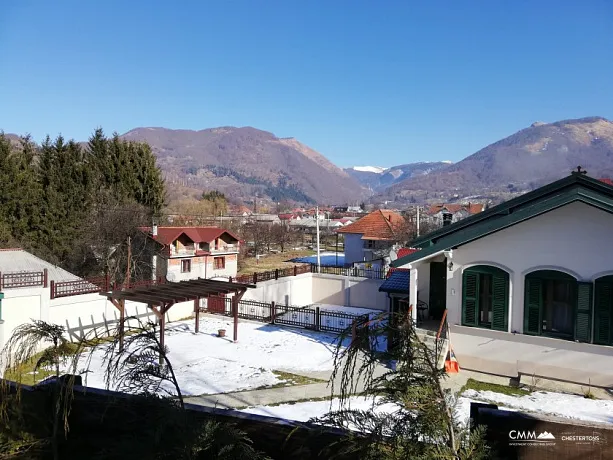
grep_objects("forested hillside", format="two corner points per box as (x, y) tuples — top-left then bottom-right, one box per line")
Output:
(0, 130), (165, 278)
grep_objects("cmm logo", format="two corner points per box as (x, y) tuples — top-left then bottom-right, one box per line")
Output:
(509, 431), (556, 441)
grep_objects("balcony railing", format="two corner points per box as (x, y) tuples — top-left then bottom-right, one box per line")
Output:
(209, 244), (239, 254)
(169, 247), (196, 257)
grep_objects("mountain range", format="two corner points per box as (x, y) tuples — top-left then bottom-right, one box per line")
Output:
(4, 116), (613, 206)
(380, 116), (613, 203)
(121, 127), (366, 205)
(344, 162), (453, 192)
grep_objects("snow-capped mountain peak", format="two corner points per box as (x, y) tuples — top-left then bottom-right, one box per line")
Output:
(352, 166), (387, 174)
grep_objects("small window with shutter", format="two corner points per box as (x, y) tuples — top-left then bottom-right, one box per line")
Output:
(462, 266), (509, 331)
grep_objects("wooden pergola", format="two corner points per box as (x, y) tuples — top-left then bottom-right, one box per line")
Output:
(100, 278), (256, 360)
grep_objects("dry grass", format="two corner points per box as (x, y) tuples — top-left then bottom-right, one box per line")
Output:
(239, 249), (314, 274)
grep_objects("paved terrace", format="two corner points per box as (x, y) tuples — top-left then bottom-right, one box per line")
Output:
(450, 325), (613, 388)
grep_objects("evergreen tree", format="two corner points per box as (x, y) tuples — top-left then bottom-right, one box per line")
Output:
(312, 312), (490, 459)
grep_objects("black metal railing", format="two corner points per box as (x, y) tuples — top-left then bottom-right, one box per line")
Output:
(201, 297), (370, 335)
(311, 265), (388, 280)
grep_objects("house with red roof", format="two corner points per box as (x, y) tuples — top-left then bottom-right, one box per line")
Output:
(139, 226), (240, 282)
(336, 210), (407, 268)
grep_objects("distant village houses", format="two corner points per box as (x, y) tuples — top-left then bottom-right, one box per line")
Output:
(423, 203), (485, 226)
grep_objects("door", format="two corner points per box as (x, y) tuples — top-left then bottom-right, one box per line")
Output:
(429, 261), (447, 320)
(208, 294), (227, 314)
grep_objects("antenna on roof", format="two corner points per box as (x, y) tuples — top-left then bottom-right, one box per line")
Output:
(572, 166), (588, 175)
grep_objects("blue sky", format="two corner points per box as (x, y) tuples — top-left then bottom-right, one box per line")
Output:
(1, 1), (612, 167)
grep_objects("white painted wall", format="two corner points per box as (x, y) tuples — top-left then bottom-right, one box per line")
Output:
(242, 273), (387, 311)
(445, 202), (613, 332)
(343, 233), (364, 265)
(166, 253), (239, 282)
(0, 286), (198, 351)
(242, 273), (313, 306)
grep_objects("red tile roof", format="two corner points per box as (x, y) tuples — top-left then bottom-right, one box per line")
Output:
(397, 247), (419, 258)
(337, 210), (405, 241)
(140, 226), (240, 246)
(600, 178), (613, 186)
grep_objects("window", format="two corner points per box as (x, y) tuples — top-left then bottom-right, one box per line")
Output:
(181, 259), (191, 273)
(524, 270), (591, 342)
(214, 257), (225, 270)
(462, 266), (509, 331)
(366, 240), (375, 249)
(594, 276), (613, 345)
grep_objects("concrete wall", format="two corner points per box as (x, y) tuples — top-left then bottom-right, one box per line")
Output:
(242, 273), (387, 310)
(0, 286), (197, 350)
(445, 202), (613, 332)
(242, 273), (313, 306)
(343, 233), (364, 265)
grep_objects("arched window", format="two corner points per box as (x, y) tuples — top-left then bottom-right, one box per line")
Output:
(462, 265), (509, 331)
(524, 270), (591, 342)
(594, 275), (613, 345)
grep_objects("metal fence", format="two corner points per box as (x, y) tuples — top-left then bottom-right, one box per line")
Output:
(0, 270), (47, 290)
(51, 279), (103, 299)
(201, 297), (369, 335)
(314, 265), (388, 280)
(51, 276), (165, 299)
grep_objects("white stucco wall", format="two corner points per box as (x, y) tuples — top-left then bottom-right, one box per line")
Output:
(242, 273), (313, 306)
(166, 254), (239, 281)
(242, 273), (387, 311)
(343, 233), (364, 265)
(0, 286), (198, 352)
(445, 202), (613, 333)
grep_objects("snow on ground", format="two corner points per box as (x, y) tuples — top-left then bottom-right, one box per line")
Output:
(242, 390), (613, 427)
(242, 396), (398, 426)
(463, 389), (613, 424)
(241, 395), (488, 427)
(70, 315), (348, 396)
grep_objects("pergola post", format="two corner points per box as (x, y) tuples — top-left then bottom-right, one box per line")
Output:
(194, 298), (200, 333)
(159, 303), (167, 365)
(119, 299), (126, 352)
(233, 295), (238, 342)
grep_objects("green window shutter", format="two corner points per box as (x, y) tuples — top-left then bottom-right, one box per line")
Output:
(491, 271), (509, 331)
(524, 278), (542, 335)
(594, 278), (612, 345)
(575, 282), (593, 343)
(462, 271), (479, 326)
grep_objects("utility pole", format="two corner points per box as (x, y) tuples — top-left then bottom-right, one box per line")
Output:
(316, 206), (321, 273)
(125, 236), (132, 289)
(416, 205), (420, 237)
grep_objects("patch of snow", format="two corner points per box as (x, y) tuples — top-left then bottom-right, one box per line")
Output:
(241, 395), (508, 428)
(242, 396), (398, 427)
(441, 160), (453, 164)
(352, 166), (388, 173)
(462, 389), (613, 424)
(68, 316), (349, 397)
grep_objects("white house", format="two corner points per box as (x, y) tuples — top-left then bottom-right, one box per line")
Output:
(391, 171), (613, 387)
(139, 226), (240, 281)
(337, 210), (406, 268)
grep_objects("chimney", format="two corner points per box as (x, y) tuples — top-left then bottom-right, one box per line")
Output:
(152, 224), (158, 237)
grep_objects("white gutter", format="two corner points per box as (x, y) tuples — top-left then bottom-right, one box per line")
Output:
(394, 249), (449, 269)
